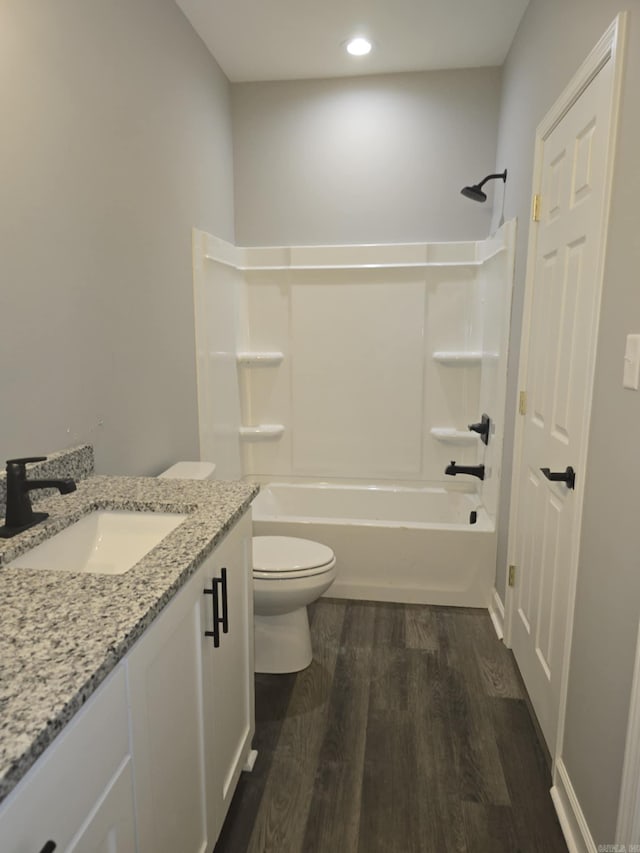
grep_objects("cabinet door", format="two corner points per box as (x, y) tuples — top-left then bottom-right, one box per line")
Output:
(201, 511), (255, 839)
(0, 667), (131, 853)
(68, 758), (136, 853)
(127, 569), (209, 853)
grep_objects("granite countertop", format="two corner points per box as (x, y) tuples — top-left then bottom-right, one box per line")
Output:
(0, 473), (259, 806)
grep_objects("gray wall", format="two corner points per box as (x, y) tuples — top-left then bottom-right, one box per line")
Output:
(494, 0), (640, 843)
(0, 0), (235, 475)
(231, 68), (502, 246)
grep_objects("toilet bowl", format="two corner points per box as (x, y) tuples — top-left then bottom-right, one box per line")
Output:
(253, 535), (337, 673)
(158, 463), (337, 675)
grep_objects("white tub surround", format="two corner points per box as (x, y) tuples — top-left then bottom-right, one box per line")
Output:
(193, 225), (514, 508)
(252, 483), (496, 607)
(192, 225), (514, 607)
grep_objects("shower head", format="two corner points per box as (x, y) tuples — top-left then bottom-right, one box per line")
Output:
(461, 184), (490, 202)
(461, 169), (507, 202)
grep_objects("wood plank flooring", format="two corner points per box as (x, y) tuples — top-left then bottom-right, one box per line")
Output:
(214, 599), (567, 853)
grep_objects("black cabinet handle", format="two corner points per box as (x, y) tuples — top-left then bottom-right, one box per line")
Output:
(541, 466), (576, 490)
(219, 568), (229, 635)
(39, 843), (56, 853)
(204, 568), (229, 647)
(204, 579), (220, 647)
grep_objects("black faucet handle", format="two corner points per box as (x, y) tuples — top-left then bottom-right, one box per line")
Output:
(468, 414), (491, 445)
(6, 456), (47, 468)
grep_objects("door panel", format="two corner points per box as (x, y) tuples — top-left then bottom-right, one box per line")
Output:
(201, 512), (255, 840)
(127, 574), (209, 853)
(68, 760), (136, 853)
(510, 56), (615, 750)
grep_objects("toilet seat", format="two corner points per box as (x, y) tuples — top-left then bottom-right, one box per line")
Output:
(253, 536), (336, 580)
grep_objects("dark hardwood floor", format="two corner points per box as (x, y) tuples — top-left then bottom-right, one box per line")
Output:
(214, 599), (568, 853)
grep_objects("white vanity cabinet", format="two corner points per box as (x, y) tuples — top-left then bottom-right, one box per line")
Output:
(0, 508), (255, 853)
(127, 510), (255, 852)
(0, 666), (136, 853)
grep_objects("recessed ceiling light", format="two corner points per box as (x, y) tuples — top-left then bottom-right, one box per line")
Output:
(346, 37), (372, 57)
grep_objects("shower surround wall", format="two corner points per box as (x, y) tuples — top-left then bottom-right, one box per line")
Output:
(193, 224), (515, 603)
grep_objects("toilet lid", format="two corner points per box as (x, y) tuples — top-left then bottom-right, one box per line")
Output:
(252, 536), (335, 573)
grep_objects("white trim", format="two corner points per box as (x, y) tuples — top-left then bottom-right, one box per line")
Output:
(616, 619), (640, 846)
(542, 16), (624, 140)
(551, 759), (597, 853)
(488, 588), (505, 640)
(191, 228), (210, 462)
(504, 12), (627, 766)
(503, 102), (546, 649)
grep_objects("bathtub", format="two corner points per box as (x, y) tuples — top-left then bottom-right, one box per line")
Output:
(251, 482), (497, 607)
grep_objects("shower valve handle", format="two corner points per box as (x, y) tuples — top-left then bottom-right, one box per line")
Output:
(540, 466), (575, 490)
(468, 414), (491, 445)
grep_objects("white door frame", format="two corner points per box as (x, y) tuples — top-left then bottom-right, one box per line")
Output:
(617, 618), (640, 847)
(504, 12), (626, 772)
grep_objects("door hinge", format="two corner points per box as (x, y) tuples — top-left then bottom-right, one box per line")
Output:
(532, 194), (541, 222)
(508, 565), (516, 587)
(518, 391), (527, 415)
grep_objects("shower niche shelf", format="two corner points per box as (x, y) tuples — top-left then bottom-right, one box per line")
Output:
(432, 351), (497, 366)
(236, 351), (284, 367)
(430, 428), (478, 445)
(239, 424), (284, 441)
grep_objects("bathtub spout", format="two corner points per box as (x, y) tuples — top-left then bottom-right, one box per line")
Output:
(445, 461), (485, 480)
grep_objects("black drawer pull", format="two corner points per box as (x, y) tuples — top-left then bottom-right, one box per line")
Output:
(204, 579), (220, 647)
(39, 843), (56, 853)
(204, 568), (229, 647)
(220, 567), (229, 635)
(540, 466), (576, 490)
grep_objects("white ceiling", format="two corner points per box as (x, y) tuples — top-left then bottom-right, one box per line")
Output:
(175, 0), (530, 83)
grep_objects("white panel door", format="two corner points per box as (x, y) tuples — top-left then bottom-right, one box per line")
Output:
(510, 53), (616, 751)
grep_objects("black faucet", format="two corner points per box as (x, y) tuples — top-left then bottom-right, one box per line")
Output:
(0, 456), (77, 538)
(445, 460), (485, 480)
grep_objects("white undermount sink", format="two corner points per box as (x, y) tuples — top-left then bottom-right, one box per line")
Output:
(7, 510), (187, 575)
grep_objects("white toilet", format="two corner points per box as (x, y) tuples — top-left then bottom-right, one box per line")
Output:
(252, 535), (336, 673)
(158, 462), (337, 674)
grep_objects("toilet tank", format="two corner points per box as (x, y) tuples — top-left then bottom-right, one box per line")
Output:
(158, 461), (216, 480)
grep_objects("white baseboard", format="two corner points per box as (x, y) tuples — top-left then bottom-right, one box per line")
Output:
(551, 759), (596, 853)
(488, 588), (505, 640)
